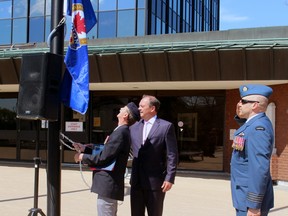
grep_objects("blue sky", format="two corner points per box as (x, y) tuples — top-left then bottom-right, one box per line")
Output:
(220, 0), (288, 30)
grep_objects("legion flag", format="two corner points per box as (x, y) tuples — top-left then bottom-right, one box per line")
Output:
(61, 0), (96, 114)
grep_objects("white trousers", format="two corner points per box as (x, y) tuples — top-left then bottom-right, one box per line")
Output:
(97, 195), (118, 216)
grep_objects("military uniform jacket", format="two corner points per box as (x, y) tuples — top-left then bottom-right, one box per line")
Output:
(82, 125), (130, 201)
(231, 112), (274, 211)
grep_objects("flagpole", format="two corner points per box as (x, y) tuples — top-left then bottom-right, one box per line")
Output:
(47, 0), (64, 215)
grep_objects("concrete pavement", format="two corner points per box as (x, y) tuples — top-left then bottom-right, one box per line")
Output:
(0, 163), (287, 216)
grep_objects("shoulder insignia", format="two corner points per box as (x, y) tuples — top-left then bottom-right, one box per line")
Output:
(255, 126), (265, 131)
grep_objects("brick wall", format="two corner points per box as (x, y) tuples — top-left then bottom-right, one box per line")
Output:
(224, 84), (288, 182)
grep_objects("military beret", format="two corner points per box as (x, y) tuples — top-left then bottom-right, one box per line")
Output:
(239, 84), (273, 99)
(127, 102), (140, 121)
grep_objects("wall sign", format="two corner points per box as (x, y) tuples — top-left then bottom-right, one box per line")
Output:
(65, 122), (83, 132)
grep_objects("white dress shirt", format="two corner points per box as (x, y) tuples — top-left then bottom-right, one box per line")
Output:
(142, 116), (156, 144)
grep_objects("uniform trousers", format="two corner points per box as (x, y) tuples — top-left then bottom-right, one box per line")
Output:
(97, 195), (118, 216)
(130, 187), (165, 216)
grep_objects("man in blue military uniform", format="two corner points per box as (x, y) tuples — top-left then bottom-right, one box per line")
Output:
(231, 84), (274, 216)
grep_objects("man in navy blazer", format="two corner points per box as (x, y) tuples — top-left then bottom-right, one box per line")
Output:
(73, 102), (140, 216)
(231, 84), (274, 216)
(129, 95), (178, 216)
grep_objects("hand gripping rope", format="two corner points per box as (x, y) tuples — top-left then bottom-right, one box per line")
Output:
(59, 132), (91, 189)
(59, 132), (130, 206)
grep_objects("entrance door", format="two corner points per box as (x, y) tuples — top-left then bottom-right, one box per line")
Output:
(159, 95), (225, 171)
(90, 92), (225, 171)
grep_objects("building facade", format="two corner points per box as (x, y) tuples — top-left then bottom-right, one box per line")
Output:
(0, 1), (287, 184)
(0, 0), (219, 45)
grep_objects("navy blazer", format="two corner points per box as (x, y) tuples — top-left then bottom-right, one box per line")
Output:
(231, 112), (274, 211)
(130, 118), (178, 190)
(82, 125), (131, 201)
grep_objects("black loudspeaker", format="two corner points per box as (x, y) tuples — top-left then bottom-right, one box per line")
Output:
(17, 53), (62, 121)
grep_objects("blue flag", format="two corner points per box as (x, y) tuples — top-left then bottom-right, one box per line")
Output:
(61, 0), (96, 114)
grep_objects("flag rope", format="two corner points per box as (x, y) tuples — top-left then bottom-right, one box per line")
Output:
(59, 132), (91, 189)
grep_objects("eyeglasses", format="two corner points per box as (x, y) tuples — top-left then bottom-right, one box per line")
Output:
(240, 99), (259, 104)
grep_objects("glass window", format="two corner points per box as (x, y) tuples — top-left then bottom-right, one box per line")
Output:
(29, 17), (44, 42)
(64, 15), (72, 41)
(30, 0), (44, 16)
(45, 16), (51, 42)
(156, 0), (161, 18)
(0, 19), (11, 45)
(118, 0), (135, 10)
(162, 21), (165, 34)
(189, 3), (192, 25)
(162, 2), (166, 21)
(90, 93), (225, 172)
(156, 17), (161, 34)
(46, 0), (51, 15)
(185, 2), (189, 21)
(137, 0), (145, 8)
(90, 0), (98, 11)
(198, 0), (202, 13)
(99, 0), (116, 11)
(173, 11), (177, 30)
(0, 0), (12, 19)
(13, 0), (28, 18)
(151, 0), (156, 14)
(0, 98), (17, 130)
(168, 8), (172, 28)
(177, 16), (180, 32)
(173, 0), (177, 12)
(186, 23), (189, 32)
(117, 10), (135, 37)
(98, 11), (116, 38)
(87, 23), (97, 39)
(137, 9), (145, 36)
(13, 18), (27, 44)
(151, 14), (156, 34)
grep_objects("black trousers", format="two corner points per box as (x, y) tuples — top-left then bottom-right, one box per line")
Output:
(130, 186), (166, 216)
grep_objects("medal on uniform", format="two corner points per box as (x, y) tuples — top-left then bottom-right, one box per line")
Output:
(232, 133), (245, 151)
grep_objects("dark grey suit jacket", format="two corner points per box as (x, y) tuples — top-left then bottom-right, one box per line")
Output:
(82, 125), (130, 201)
(130, 118), (178, 190)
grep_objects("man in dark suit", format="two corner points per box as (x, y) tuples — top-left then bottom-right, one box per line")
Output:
(73, 102), (140, 216)
(129, 95), (178, 216)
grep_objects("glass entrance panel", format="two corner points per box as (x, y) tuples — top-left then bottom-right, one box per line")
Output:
(0, 98), (17, 160)
(91, 93), (225, 171)
(174, 96), (225, 171)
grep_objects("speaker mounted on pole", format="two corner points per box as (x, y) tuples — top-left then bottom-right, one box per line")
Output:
(17, 52), (63, 121)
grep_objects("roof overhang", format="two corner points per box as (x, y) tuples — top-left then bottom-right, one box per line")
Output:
(1, 26), (288, 92)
